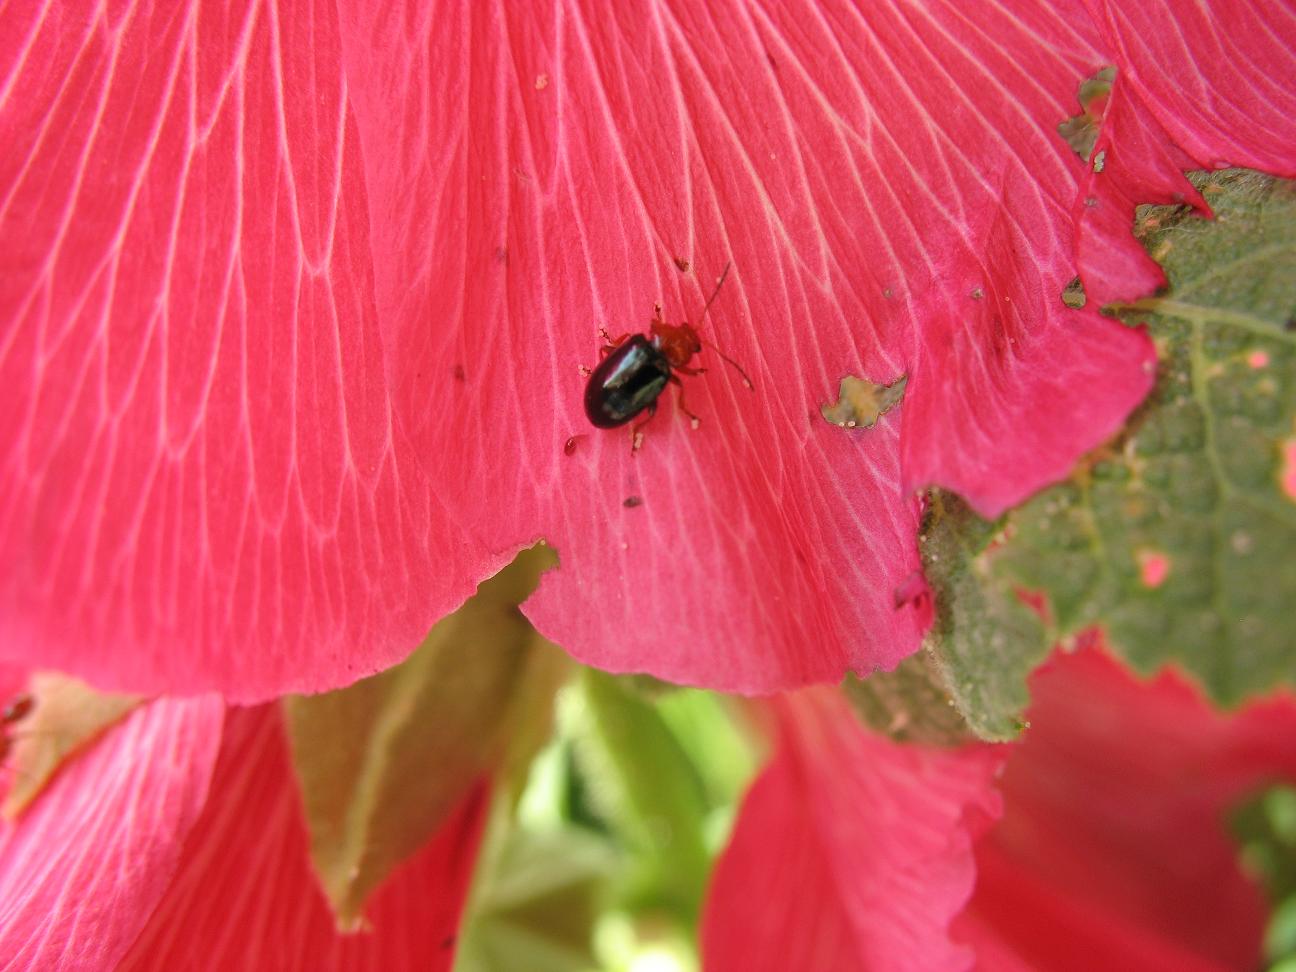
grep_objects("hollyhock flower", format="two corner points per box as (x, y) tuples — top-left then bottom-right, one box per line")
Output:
(4, 1), (1292, 702)
(703, 646), (1296, 971)
(118, 706), (488, 970)
(3, 5), (1294, 962)
(701, 687), (1005, 970)
(0, 697), (487, 970)
(954, 647), (1296, 971)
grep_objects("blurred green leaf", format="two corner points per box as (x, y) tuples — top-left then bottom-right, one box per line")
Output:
(455, 675), (757, 972)
(455, 815), (615, 972)
(1233, 785), (1296, 966)
(572, 670), (713, 924)
(652, 690), (759, 810)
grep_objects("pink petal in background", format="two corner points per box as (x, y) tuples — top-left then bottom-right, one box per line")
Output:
(701, 690), (1005, 971)
(955, 647), (1296, 972)
(4, 1), (1294, 698)
(0, 695), (223, 970)
(118, 704), (488, 971)
(704, 648), (1296, 972)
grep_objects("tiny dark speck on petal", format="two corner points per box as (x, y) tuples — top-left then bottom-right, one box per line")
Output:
(623, 496), (643, 508)
(453, 365), (466, 382)
(673, 256), (691, 272)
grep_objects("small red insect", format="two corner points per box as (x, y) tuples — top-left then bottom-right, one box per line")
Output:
(583, 263), (753, 451)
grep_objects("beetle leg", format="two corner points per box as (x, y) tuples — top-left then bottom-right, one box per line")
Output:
(630, 401), (658, 454)
(674, 363), (707, 376)
(669, 375), (702, 429)
(598, 328), (632, 358)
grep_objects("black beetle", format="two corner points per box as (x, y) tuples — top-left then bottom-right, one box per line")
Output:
(581, 263), (751, 450)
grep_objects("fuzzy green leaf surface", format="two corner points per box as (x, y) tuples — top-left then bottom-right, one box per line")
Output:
(843, 646), (985, 745)
(920, 494), (1050, 741)
(927, 170), (1296, 738)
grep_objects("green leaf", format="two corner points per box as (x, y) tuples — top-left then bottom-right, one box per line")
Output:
(284, 545), (568, 929)
(652, 690), (759, 812)
(927, 170), (1296, 736)
(1231, 785), (1296, 965)
(454, 815), (615, 972)
(843, 642), (987, 746)
(570, 670), (713, 924)
(919, 493), (1049, 741)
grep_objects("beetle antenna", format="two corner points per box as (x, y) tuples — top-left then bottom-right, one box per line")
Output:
(695, 262), (753, 389)
(700, 262), (732, 321)
(707, 344), (754, 390)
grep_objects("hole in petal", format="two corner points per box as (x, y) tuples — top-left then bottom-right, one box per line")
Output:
(1061, 276), (1087, 309)
(820, 374), (907, 430)
(1056, 66), (1115, 160)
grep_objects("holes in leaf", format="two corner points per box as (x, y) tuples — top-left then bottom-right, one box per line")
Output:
(1137, 550), (1171, 589)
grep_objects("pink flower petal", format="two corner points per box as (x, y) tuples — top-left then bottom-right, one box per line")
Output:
(702, 690), (1005, 971)
(955, 647), (1296, 970)
(336, 1), (1158, 692)
(1072, 71), (1207, 306)
(1075, 1), (1296, 305)
(4, 3), (1290, 695)
(0, 696), (223, 969)
(1089, 0), (1296, 177)
(0, 2), (478, 699)
(119, 705), (488, 970)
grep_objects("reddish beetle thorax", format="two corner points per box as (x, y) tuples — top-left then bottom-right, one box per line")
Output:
(651, 320), (702, 369)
